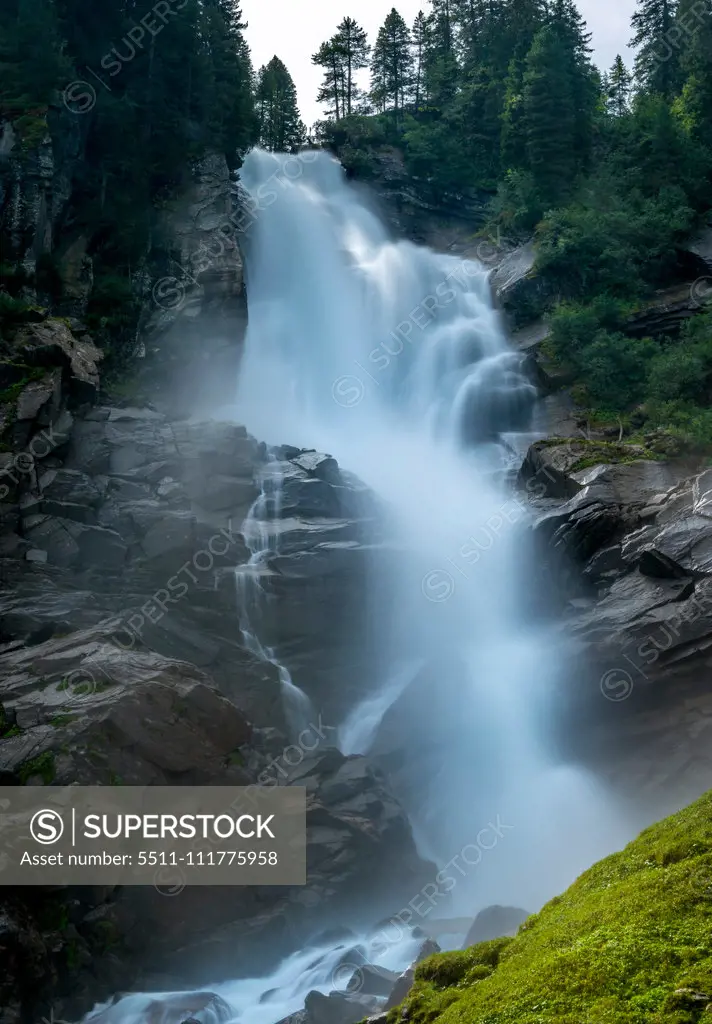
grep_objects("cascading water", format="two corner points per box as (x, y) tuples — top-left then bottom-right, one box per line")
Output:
(234, 148), (631, 910)
(235, 461), (314, 736)
(86, 149), (633, 1023)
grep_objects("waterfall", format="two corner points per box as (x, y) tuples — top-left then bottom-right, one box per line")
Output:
(87, 148), (631, 1023)
(234, 148), (629, 910)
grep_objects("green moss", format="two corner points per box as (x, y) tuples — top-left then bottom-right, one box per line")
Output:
(0, 365), (48, 404)
(0, 704), (20, 738)
(14, 112), (49, 149)
(18, 749), (56, 784)
(396, 791), (712, 1024)
(537, 436), (660, 473)
(227, 750), (246, 767)
(49, 714), (77, 728)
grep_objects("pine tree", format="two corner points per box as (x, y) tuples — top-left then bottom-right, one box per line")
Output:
(313, 39), (346, 120)
(334, 17), (370, 115)
(371, 8), (414, 123)
(411, 10), (429, 109)
(0, 0), (70, 117)
(499, 0), (549, 168)
(201, 0), (256, 161)
(630, 0), (680, 98)
(256, 56), (306, 151)
(607, 54), (632, 114)
(423, 0), (460, 106)
(675, 0), (712, 140)
(549, 0), (597, 162)
(520, 23), (578, 203)
(452, 0), (487, 67)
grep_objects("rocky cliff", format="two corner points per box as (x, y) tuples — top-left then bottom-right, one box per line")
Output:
(0, 320), (433, 1024)
(516, 433), (712, 813)
(0, 118), (248, 415)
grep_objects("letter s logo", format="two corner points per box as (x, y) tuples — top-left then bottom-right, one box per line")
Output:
(30, 809), (64, 845)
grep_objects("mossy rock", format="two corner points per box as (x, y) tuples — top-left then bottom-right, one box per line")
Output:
(396, 789), (712, 1023)
(17, 750), (56, 784)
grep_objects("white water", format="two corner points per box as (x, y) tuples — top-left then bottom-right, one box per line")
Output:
(235, 462), (314, 737)
(85, 928), (421, 1024)
(87, 149), (633, 1023)
(233, 148), (629, 906)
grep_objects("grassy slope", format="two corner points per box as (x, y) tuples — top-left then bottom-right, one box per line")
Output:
(398, 791), (712, 1024)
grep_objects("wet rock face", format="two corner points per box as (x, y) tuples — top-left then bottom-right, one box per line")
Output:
(0, 352), (432, 1022)
(517, 439), (712, 802)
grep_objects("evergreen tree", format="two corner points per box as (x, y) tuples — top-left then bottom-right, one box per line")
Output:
(334, 17), (370, 115)
(370, 8), (414, 122)
(256, 56), (306, 151)
(423, 0), (460, 106)
(500, 0), (549, 168)
(630, 0), (680, 97)
(201, 0), (256, 161)
(608, 54), (632, 114)
(549, 0), (598, 161)
(411, 10), (429, 109)
(313, 39), (346, 120)
(520, 23), (578, 203)
(0, 0), (70, 118)
(675, 0), (712, 141)
(452, 0), (487, 67)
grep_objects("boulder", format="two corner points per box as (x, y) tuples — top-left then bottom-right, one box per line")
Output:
(384, 939), (441, 1010)
(0, 624), (252, 785)
(15, 369), (61, 423)
(346, 964), (398, 997)
(518, 438), (657, 501)
(463, 905), (529, 947)
(303, 990), (379, 1024)
(87, 991), (234, 1024)
(15, 318), (102, 404)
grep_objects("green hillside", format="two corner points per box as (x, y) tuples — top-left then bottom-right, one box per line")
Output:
(397, 791), (712, 1024)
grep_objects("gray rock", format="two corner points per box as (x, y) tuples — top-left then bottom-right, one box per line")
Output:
(141, 511), (194, 560)
(291, 451), (341, 484)
(463, 905), (529, 947)
(15, 370), (61, 422)
(304, 990), (379, 1024)
(187, 473), (257, 512)
(22, 516), (126, 569)
(347, 964), (399, 998)
(15, 319), (102, 403)
(38, 467), (103, 505)
(22, 516), (81, 567)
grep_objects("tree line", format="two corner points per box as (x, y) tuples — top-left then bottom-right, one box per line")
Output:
(314, 0), (712, 446)
(0, 0), (305, 352)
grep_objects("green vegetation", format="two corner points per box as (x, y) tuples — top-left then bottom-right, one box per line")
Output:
(17, 749), (56, 784)
(0, 703), (21, 738)
(49, 714), (77, 728)
(313, 0), (712, 449)
(0, 364), (48, 406)
(538, 436), (660, 472)
(0, 0), (307, 358)
(256, 57), (307, 151)
(395, 789), (712, 1023)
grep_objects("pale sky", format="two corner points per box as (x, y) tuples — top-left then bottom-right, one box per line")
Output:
(242, 0), (637, 130)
